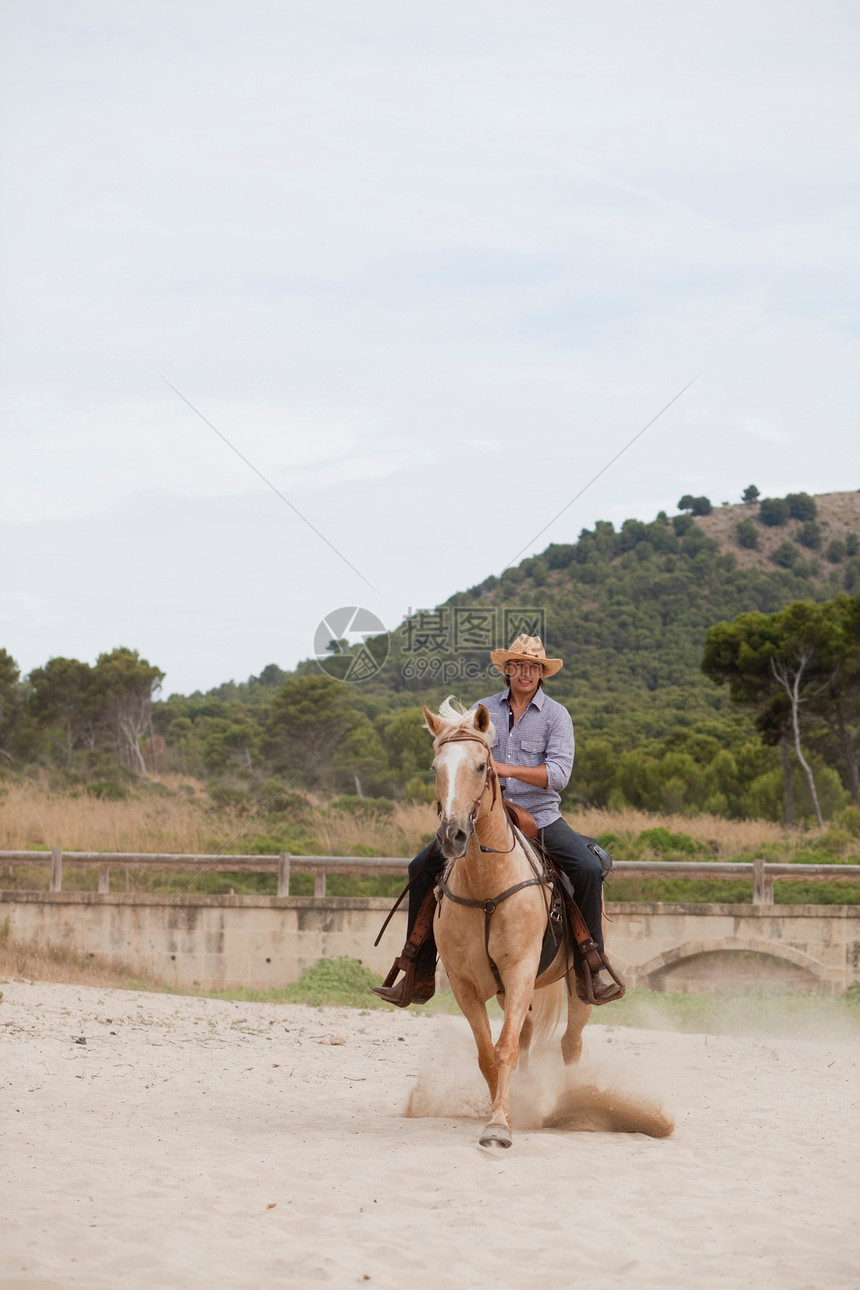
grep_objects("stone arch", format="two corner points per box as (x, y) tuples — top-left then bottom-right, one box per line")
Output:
(634, 936), (834, 991)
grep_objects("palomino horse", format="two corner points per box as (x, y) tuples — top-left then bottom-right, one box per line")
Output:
(423, 698), (591, 1149)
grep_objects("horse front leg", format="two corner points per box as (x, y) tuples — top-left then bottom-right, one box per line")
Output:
(481, 974), (535, 1148)
(496, 991), (535, 1071)
(446, 974), (498, 1103)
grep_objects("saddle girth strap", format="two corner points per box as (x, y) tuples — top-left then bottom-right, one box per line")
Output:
(436, 873), (552, 994)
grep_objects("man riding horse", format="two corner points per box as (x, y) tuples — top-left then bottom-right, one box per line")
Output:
(373, 633), (624, 1007)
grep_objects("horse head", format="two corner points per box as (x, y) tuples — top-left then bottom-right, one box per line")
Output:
(422, 699), (496, 861)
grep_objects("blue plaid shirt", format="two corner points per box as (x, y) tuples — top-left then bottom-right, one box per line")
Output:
(473, 687), (575, 829)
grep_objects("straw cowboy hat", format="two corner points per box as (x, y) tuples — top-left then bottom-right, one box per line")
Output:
(490, 634), (563, 678)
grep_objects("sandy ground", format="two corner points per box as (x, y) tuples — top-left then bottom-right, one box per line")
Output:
(2, 982), (859, 1290)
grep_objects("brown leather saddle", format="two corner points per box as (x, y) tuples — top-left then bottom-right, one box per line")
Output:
(503, 799), (539, 839)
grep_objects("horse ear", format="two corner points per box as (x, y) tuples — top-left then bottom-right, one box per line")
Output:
(423, 706), (443, 737)
(473, 703), (490, 733)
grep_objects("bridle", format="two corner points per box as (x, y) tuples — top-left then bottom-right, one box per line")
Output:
(432, 728), (516, 856)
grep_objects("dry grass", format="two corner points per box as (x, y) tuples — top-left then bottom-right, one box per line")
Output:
(0, 777), (802, 864)
(0, 779), (439, 859)
(563, 807), (793, 857)
(313, 800), (437, 856)
(0, 777), (229, 853)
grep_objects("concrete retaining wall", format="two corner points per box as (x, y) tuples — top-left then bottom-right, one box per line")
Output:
(2, 892), (859, 994)
(0, 892), (406, 991)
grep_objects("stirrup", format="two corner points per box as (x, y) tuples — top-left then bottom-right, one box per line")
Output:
(576, 944), (626, 1006)
(372, 958), (435, 1008)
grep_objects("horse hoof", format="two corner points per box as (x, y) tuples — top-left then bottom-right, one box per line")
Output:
(479, 1123), (512, 1149)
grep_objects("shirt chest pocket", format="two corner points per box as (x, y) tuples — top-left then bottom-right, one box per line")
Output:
(519, 739), (546, 766)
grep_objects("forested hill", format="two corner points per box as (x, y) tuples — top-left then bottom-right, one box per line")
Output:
(284, 487), (856, 814)
(289, 485), (849, 816)
(351, 489), (860, 736)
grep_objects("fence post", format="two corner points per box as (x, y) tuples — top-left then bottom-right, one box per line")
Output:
(49, 847), (63, 892)
(314, 867), (327, 898)
(277, 852), (291, 897)
(753, 856), (766, 905)
(98, 867), (110, 894)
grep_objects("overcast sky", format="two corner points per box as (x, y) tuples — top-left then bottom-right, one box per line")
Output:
(2, 0), (858, 696)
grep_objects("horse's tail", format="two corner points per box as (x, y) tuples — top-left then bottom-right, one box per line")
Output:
(529, 978), (565, 1048)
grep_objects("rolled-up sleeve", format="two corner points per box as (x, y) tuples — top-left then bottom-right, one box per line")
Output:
(544, 705), (575, 793)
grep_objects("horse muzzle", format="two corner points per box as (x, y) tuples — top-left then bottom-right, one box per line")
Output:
(436, 816), (471, 860)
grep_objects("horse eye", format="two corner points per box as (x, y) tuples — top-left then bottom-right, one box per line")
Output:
(476, 762), (486, 772)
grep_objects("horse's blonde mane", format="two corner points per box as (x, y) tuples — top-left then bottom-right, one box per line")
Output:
(426, 695), (496, 747)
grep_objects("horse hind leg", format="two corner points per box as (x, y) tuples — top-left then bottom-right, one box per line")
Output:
(517, 998), (534, 1072)
(561, 990), (591, 1066)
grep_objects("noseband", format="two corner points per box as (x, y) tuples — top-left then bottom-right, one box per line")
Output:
(433, 728), (515, 855)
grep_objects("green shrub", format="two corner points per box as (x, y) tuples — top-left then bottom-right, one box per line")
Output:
(797, 839), (853, 863)
(404, 776), (434, 804)
(678, 495), (712, 516)
(332, 794), (396, 816)
(243, 828), (319, 856)
(772, 882), (860, 905)
(736, 519), (759, 549)
(772, 540), (799, 569)
(834, 805), (860, 837)
(637, 826), (699, 856)
(759, 497), (789, 526)
(86, 780), (129, 801)
(326, 875), (402, 897)
(207, 783), (252, 811)
(255, 782), (311, 814)
(818, 827), (851, 855)
(282, 956), (382, 1006)
(786, 492), (817, 521)
(797, 521), (821, 549)
(827, 539), (847, 563)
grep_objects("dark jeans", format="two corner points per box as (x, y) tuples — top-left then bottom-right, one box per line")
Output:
(407, 817), (608, 973)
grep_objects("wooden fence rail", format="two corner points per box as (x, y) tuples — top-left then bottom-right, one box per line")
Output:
(2, 849), (860, 905)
